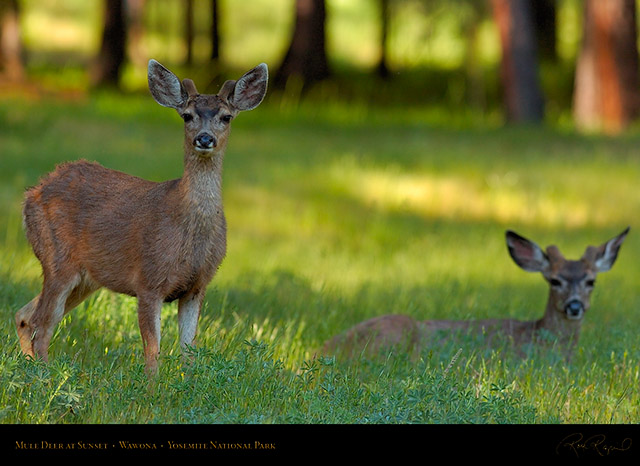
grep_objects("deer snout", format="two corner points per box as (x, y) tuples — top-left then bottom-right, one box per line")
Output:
(564, 299), (585, 320)
(194, 133), (217, 152)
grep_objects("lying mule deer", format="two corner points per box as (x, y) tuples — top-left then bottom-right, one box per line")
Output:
(15, 60), (268, 374)
(322, 228), (629, 359)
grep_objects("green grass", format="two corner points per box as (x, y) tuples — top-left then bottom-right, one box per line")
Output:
(1, 91), (639, 424)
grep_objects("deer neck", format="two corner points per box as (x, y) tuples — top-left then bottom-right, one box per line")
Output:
(534, 294), (582, 345)
(178, 147), (225, 220)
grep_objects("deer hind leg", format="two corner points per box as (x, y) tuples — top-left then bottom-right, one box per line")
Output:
(15, 296), (40, 358)
(16, 274), (98, 360)
(25, 272), (82, 361)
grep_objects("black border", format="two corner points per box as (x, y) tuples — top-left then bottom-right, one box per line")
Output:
(3, 423), (639, 460)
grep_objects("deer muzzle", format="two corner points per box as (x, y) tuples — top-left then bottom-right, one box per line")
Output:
(564, 299), (585, 320)
(194, 133), (217, 153)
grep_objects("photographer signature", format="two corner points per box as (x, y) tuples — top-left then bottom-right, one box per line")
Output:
(556, 432), (632, 457)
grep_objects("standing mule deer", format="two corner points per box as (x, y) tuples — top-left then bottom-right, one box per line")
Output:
(322, 228), (629, 359)
(15, 59), (268, 374)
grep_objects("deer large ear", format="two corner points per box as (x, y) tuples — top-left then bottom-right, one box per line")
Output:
(221, 63), (268, 112)
(148, 59), (188, 110)
(506, 230), (550, 272)
(590, 227), (630, 272)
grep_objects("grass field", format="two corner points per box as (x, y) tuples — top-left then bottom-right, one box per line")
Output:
(0, 88), (639, 425)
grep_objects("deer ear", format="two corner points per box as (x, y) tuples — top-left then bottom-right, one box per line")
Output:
(223, 63), (268, 112)
(148, 59), (188, 110)
(506, 230), (550, 272)
(591, 227), (630, 272)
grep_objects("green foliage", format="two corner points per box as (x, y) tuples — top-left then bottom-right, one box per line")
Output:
(1, 93), (639, 424)
(0, 340), (552, 424)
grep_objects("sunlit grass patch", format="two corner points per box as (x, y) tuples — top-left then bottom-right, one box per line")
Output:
(327, 156), (635, 229)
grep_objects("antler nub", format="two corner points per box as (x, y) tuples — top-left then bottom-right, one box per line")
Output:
(182, 78), (199, 98)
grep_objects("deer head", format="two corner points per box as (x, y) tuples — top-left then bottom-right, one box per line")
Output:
(147, 59), (268, 158)
(506, 227), (629, 322)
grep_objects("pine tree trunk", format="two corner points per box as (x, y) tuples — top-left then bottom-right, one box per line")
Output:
(0, 0), (24, 81)
(91, 0), (127, 88)
(185, 0), (194, 65)
(531, 0), (556, 62)
(275, 0), (329, 89)
(211, 0), (220, 62)
(491, 0), (545, 123)
(573, 0), (640, 133)
(377, 0), (390, 78)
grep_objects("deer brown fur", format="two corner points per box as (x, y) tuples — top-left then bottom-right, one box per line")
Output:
(322, 228), (629, 359)
(15, 60), (268, 374)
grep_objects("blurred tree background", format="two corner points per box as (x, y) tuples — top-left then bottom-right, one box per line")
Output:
(0, 0), (639, 131)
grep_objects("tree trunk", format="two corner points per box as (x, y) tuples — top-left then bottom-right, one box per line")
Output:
(0, 0), (24, 81)
(491, 0), (545, 123)
(530, 0), (556, 62)
(91, 0), (127, 88)
(211, 0), (220, 62)
(573, 0), (640, 133)
(377, 0), (390, 78)
(185, 0), (194, 65)
(275, 0), (329, 89)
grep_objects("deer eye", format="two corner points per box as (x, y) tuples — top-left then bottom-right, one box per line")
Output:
(182, 113), (194, 123)
(585, 279), (596, 287)
(221, 114), (233, 124)
(549, 278), (563, 288)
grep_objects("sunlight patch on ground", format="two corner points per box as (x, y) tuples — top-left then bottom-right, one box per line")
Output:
(334, 161), (618, 229)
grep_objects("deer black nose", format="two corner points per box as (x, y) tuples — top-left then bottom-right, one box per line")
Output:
(564, 300), (584, 319)
(194, 133), (216, 150)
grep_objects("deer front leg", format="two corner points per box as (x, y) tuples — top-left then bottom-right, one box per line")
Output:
(178, 290), (204, 356)
(137, 294), (163, 375)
